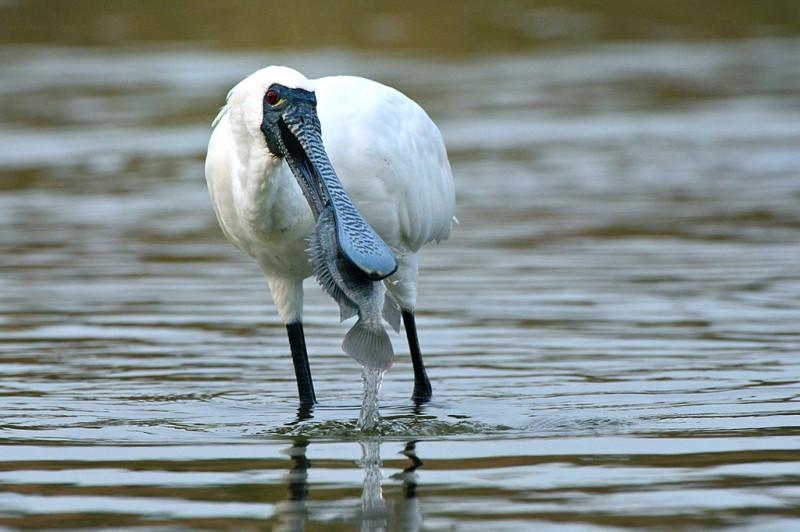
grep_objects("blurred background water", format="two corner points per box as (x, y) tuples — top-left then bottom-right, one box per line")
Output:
(1, 1), (800, 530)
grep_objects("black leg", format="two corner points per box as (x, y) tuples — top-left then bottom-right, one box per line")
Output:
(286, 322), (317, 406)
(402, 311), (432, 403)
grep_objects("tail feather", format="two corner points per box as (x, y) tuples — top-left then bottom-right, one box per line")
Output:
(342, 319), (394, 370)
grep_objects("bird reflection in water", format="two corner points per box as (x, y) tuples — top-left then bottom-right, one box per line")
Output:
(392, 441), (424, 532)
(273, 439), (311, 532)
(273, 437), (425, 531)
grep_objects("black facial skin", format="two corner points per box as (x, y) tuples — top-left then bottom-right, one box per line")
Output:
(260, 83), (319, 160)
(260, 83), (328, 217)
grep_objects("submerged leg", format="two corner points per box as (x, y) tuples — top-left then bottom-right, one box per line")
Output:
(286, 322), (317, 406)
(402, 311), (432, 403)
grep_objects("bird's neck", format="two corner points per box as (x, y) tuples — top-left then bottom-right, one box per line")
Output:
(238, 153), (312, 244)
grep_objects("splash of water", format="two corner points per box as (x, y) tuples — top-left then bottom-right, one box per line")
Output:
(357, 367), (384, 432)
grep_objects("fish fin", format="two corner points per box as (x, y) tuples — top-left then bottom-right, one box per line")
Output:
(307, 230), (336, 297)
(339, 302), (358, 322)
(307, 209), (357, 315)
(382, 292), (401, 333)
(342, 319), (394, 370)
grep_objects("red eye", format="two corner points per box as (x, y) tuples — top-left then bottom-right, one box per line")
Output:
(266, 90), (278, 105)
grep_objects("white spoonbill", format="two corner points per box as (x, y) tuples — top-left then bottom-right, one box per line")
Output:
(204, 66), (455, 406)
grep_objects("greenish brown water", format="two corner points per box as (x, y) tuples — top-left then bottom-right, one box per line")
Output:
(2, 3), (800, 530)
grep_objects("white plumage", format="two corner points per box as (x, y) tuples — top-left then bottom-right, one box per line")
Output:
(205, 66), (454, 404)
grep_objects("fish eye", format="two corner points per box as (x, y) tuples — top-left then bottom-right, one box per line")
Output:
(266, 90), (279, 105)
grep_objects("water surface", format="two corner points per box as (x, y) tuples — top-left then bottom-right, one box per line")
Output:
(1, 39), (800, 530)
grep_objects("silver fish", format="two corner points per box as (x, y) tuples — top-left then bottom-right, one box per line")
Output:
(307, 206), (394, 369)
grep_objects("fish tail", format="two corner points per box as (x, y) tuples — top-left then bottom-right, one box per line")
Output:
(342, 319), (394, 370)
